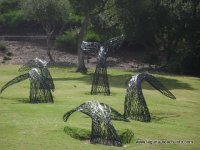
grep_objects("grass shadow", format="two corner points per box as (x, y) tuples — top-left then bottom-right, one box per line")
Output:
(49, 62), (77, 68)
(83, 91), (119, 96)
(64, 126), (90, 141)
(151, 114), (181, 122)
(64, 126), (134, 146)
(0, 96), (29, 103)
(153, 76), (194, 90)
(53, 72), (193, 90)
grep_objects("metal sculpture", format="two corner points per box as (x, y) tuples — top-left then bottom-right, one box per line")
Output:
(81, 35), (124, 95)
(0, 58), (54, 103)
(63, 101), (129, 146)
(124, 72), (176, 122)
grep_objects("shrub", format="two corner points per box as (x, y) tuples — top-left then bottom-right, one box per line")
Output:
(3, 55), (11, 61)
(0, 44), (7, 52)
(165, 47), (200, 76)
(84, 30), (100, 42)
(64, 126), (90, 140)
(0, 0), (20, 14)
(54, 29), (78, 53)
(144, 52), (160, 65)
(6, 51), (13, 57)
(119, 129), (134, 145)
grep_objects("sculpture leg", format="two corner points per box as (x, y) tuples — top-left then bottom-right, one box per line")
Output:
(90, 118), (122, 146)
(30, 82), (39, 103)
(42, 89), (53, 103)
(91, 67), (110, 95)
(91, 68), (99, 95)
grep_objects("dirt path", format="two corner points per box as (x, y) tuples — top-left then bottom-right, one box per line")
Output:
(0, 40), (149, 70)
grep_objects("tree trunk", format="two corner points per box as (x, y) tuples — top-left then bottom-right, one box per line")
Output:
(46, 34), (54, 62)
(76, 13), (90, 73)
(166, 48), (172, 63)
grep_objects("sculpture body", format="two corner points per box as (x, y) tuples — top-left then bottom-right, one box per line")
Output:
(63, 101), (129, 146)
(124, 72), (176, 122)
(28, 68), (53, 103)
(91, 46), (110, 95)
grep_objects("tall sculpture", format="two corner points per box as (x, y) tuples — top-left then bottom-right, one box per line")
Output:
(63, 101), (129, 146)
(0, 58), (54, 103)
(81, 35), (124, 95)
(124, 72), (176, 122)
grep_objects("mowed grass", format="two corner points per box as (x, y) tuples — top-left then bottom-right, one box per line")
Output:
(0, 64), (199, 150)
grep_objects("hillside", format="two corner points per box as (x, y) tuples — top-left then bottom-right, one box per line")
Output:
(0, 40), (150, 70)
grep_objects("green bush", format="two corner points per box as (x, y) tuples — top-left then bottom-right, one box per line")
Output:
(64, 126), (134, 145)
(119, 129), (134, 145)
(64, 126), (90, 140)
(144, 52), (160, 65)
(0, 0), (24, 27)
(0, 44), (7, 52)
(0, 0), (20, 14)
(0, 0), (30, 34)
(3, 55), (11, 61)
(54, 30), (78, 53)
(84, 30), (100, 42)
(6, 51), (13, 57)
(0, 10), (25, 27)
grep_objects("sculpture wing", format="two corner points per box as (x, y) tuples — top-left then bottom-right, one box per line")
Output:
(144, 73), (176, 99)
(100, 103), (129, 122)
(19, 58), (48, 72)
(103, 35), (124, 52)
(0, 73), (29, 93)
(63, 108), (79, 122)
(63, 101), (128, 122)
(63, 102), (94, 122)
(18, 59), (37, 72)
(81, 41), (101, 56)
(42, 69), (55, 91)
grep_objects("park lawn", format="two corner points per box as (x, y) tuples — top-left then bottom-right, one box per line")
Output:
(0, 64), (199, 150)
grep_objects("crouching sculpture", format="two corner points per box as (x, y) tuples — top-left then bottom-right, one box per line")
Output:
(0, 58), (54, 103)
(124, 72), (176, 122)
(63, 101), (129, 146)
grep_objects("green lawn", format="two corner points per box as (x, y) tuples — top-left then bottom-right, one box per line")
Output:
(0, 64), (199, 150)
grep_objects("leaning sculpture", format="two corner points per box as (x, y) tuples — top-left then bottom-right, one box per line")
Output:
(63, 101), (129, 146)
(0, 58), (54, 103)
(124, 72), (176, 122)
(81, 35), (124, 95)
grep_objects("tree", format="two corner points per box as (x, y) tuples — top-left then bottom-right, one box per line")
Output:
(151, 1), (185, 62)
(69, 0), (109, 73)
(115, 0), (155, 48)
(176, 0), (200, 76)
(115, 0), (198, 64)
(0, 0), (27, 34)
(21, 0), (69, 62)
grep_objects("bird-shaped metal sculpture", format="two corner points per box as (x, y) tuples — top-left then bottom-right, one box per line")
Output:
(63, 101), (129, 146)
(124, 72), (176, 122)
(0, 58), (54, 103)
(81, 35), (124, 95)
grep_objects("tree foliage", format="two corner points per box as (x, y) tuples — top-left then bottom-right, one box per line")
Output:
(21, 0), (70, 61)
(114, 0), (200, 75)
(0, 0), (199, 76)
(21, 0), (69, 34)
(0, 0), (26, 33)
